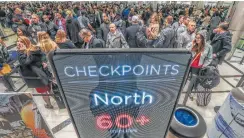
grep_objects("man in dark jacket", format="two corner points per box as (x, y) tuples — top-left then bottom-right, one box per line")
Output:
(66, 11), (82, 48)
(125, 16), (140, 48)
(97, 13), (110, 42)
(27, 14), (47, 44)
(79, 29), (104, 49)
(77, 10), (96, 34)
(160, 16), (175, 48)
(43, 15), (58, 40)
(210, 23), (232, 64)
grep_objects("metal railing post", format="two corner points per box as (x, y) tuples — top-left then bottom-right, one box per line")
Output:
(236, 75), (244, 87)
(183, 74), (197, 105)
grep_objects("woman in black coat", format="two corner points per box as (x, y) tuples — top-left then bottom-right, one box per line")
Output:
(17, 36), (53, 109)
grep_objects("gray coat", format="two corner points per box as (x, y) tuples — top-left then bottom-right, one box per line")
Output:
(178, 31), (196, 48)
(160, 25), (175, 48)
(106, 30), (129, 48)
(187, 43), (213, 68)
(66, 17), (82, 44)
(125, 24), (140, 48)
(172, 22), (181, 30)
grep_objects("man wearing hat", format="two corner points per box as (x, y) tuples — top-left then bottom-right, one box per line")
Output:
(125, 15), (141, 48)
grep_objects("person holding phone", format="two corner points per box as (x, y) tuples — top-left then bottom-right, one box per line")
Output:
(187, 33), (213, 75)
(17, 36), (53, 109)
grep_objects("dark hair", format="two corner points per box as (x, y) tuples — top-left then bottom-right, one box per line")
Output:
(218, 22), (229, 31)
(192, 33), (205, 53)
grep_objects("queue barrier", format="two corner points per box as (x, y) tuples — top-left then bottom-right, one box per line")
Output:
(228, 36), (244, 64)
(182, 60), (244, 105)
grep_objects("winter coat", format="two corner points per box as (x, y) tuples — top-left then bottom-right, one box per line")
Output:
(178, 30), (196, 48)
(172, 22), (181, 30)
(160, 25), (175, 48)
(210, 31), (232, 63)
(97, 22), (110, 42)
(27, 22), (47, 44)
(44, 21), (58, 40)
(106, 30), (129, 48)
(18, 49), (49, 88)
(57, 39), (76, 49)
(186, 43), (213, 68)
(176, 24), (187, 38)
(125, 24), (141, 48)
(82, 36), (104, 49)
(66, 17), (82, 44)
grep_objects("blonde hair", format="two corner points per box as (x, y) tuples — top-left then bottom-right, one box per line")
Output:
(55, 30), (67, 43)
(150, 12), (159, 24)
(18, 36), (39, 55)
(40, 39), (58, 54)
(37, 32), (58, 54)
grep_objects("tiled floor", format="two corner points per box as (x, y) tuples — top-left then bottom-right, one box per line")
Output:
(1, 26), (243, 138)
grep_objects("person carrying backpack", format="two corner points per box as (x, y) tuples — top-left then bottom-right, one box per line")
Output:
(77, 10), (96, 34)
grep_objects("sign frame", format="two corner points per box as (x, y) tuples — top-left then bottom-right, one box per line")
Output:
(48, 48), (192, 138)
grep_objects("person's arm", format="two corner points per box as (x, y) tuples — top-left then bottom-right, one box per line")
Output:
(203, 45), (213, 67)
(75, 19), (81, 31)
(120, 33), (129, 48)
(86, 17), (95, 33)
(53, 22), (59, 31)
(96, 26), (103, 39)
(177, 34), (184, 48)
(66, 24), (70, 39)
(41, 23), (48, 32)
(125, 28), (129, 42)
(186, 42), (193, 50)
(18, 52), (34, 66)
(105, 35), (110, 48)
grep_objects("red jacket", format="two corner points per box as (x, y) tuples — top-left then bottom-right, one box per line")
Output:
(55, 18), (66, 32)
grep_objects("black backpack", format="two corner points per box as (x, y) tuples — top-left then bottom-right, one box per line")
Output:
(198, 66), (220, 89)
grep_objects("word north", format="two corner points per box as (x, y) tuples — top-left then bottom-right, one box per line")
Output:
(93, 92), (153, 106)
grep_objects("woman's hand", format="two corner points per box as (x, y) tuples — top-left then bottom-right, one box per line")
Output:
(17, 42), (26, 51)
(42, 62), (48, 68)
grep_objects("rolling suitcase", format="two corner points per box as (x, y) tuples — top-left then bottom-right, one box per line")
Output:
(196, 84), (211, 106)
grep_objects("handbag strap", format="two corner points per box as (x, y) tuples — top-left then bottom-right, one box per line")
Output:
(191, 52), (201, 65)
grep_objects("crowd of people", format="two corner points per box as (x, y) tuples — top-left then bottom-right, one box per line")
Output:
(0, 2), (232, 108)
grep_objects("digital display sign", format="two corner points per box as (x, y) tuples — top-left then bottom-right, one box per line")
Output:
(50, 49), (191, 138)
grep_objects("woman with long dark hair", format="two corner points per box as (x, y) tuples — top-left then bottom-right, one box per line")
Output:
(187, 33), (213, 75)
